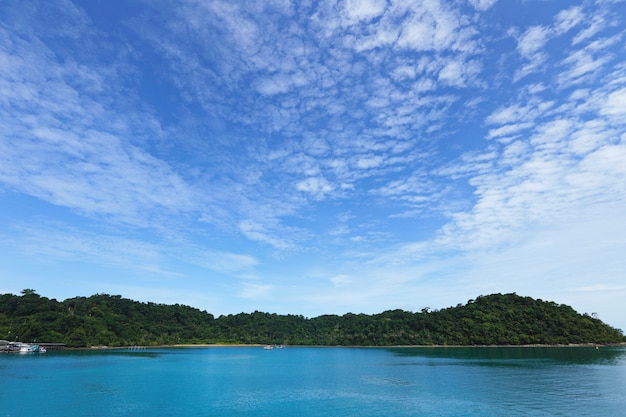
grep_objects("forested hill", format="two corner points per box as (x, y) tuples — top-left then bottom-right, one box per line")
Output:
(1, 290), (623, 348)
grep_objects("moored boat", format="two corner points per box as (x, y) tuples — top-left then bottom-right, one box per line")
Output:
(16, 343), (33, 353)
(4, 342), (46, 353)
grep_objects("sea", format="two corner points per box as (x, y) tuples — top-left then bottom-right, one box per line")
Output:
(1, 346), (625, 416)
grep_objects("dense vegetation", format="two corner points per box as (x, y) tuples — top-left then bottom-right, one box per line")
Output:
(1, 290), (623, 348)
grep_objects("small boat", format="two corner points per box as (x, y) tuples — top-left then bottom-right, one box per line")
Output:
(16, 343), (33, 353)
(8, 342), (46, 353)
(263, 345), (274, 350)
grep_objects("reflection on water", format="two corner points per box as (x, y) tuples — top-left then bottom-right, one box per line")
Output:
(385, 346), (626, 416)
(388, 346), (626, 365)
(58, 348), (164, 359)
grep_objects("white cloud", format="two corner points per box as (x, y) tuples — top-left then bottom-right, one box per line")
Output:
(487, 122), (533, 140)
(255, 76), (292, 96)
(442, 104), (625, 255)
(557, 39), (616, 87)
(554, 6), (584, 34)
(0, 129), (195, 224)
(572, 14), (605, 45)
(500, 140), (530, 166)
(239, 282), (272, 299)
(568, 119), (613, 155)
(3, 223), (169, 273)
(396, 2), (464, 52)
(486, 100), (554, 126)
(468, 0), (498, 12)
(238, 220), (294, 250)
(516, 25), (551, 59)
(600, 87), (626, 116)
(356, 155), (384, 169)
(438, 58), (481, 87)
(296, 176), (334, 198)
(255, 71), (310, 96)
(330, 274), (352, 286)
(344, 0), (388, 22)
(184, 250), (259, 275)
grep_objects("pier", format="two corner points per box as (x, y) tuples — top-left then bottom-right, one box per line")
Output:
(38, 343), (66, 351)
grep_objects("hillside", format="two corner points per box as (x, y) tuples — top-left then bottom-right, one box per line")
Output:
(1, 290), (623, 348)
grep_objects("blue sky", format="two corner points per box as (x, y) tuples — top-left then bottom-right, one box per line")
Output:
(1, 0), (625, 331)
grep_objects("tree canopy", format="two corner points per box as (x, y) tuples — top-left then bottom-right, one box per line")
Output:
(1, 291), (623, 348)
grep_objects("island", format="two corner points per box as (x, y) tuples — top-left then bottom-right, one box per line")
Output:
(1, 290), (624, 348)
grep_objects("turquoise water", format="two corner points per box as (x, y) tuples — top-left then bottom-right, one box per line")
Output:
(1, 346), (625, 416)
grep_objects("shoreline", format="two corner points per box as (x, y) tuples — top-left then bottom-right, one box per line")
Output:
(75, 342), (626, 351)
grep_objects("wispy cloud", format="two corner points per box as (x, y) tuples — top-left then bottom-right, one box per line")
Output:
(1, 0), (625, 329)
(469, 0), (498, 12)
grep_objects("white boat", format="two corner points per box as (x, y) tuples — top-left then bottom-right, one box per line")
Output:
(16, 343), (33, 353)
(263, 344), (285, 350)
(9, 342), (45, 353)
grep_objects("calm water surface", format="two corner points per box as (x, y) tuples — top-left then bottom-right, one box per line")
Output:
(1, 346), (625, 416)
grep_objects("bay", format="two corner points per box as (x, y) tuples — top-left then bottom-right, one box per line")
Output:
(1, 346), (625, 416)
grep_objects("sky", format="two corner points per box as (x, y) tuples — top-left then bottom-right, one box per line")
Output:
(1, 0), (625, 332)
